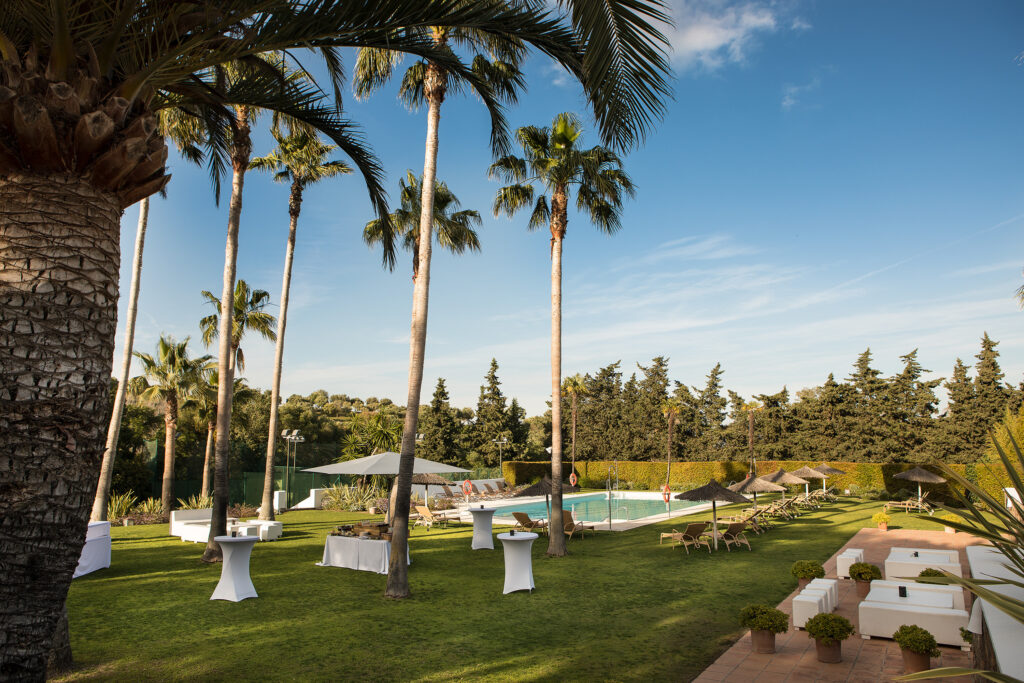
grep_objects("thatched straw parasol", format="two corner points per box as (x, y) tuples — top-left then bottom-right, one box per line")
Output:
(791, 466), (827, 496)
(762, 468), (809, 500)
(728, 476), (785, 510)
(893, 466), (947, 504)
(411, 473), (451, 485)
(813, 464), (846, 492)
(512, 476), (580, 521)
(675, 480), (752, 550)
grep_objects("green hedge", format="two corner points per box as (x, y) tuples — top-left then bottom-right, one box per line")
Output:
(502, 460), (1014, 505)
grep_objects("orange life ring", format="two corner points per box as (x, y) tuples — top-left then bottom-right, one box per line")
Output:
(569, 472), (578, 487)
(462, 479), (473, 495)
(662, 484), (671, 503)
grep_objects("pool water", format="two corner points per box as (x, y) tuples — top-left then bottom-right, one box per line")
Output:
(492, 493), (702, 523)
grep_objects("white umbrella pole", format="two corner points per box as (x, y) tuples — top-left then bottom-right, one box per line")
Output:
(822, 478), (827, 492)
(805, 483), (809, 496)
(712, 500), (718, 551)
(918, 483), (922, 504)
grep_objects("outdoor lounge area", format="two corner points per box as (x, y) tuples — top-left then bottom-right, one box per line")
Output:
(57, 497), (998, 681)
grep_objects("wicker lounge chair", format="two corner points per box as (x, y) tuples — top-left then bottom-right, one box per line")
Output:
(512, 512), (548, 534)
(667, 521), (711, 554)
(562, 509), (594, 540)
(718, 522), (752, 551)
(413, 505), (448, 530)
(884, 492), (932, 514)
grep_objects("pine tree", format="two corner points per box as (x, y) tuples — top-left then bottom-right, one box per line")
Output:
(472, 359), (511, 466)
(575, 363), (624, 460)
(753, 388), (793, 462)
(973, 333), (1009, 440)
(845, 348), (887, 461)
(881, 350), (941, 462)
(507, 398), (529, 459)
(417, 378), (463, 465)
(931, 358), (976, 463)
(695, 363), (728, 459)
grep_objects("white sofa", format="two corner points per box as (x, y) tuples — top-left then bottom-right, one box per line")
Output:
(859, 599), (969, 648)
(885, 547), (962, 579)
(872, 580), (966, 610)
(170, 509), (212, 537)
(73, 521), (111, 578)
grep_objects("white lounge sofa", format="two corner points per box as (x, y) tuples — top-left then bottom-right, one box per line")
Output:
(871, 580), (966, 610)
(885, 547), (962, 579)
(859, 600), (969, 648)
(73, 521), (111, 578)
(170, 508), (212, 537)
(244, 520), (283, 541)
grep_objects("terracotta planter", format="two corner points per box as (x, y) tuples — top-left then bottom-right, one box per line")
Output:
(798, 577), (811, 589)
(855, 580), (872, 598)
(815, 639), (843, 663)
(878, 523), (888, 531)
(751, 630), (776, 654)
(901, 648), (931, 673)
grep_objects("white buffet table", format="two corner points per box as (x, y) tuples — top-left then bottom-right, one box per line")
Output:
(498, 532), (537, 594)
(73, 521), (111, 578)
(211, 536), (258, 602)
(469, 507), (496, 550)
(318, 536), (410, 575)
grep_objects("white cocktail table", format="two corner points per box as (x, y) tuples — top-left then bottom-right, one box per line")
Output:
(211, 536), (258, 602)
(497, 532), (537, 593)
(469, 507), (496, 550)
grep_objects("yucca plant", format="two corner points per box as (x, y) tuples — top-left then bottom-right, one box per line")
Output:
(899, 427), (1024, 682)
(133, 498), (163, 516)
(176, 495), (213, 510)
(106, 492), (138, 521)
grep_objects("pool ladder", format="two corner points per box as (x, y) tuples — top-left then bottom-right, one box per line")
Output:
(612, 505), (629, 522)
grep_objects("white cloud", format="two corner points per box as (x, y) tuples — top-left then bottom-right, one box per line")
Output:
(615, 234), (758, 270)
(542, 62), (572, 88)
(668, 0), (779, 70)
(951, 260), (1023, 278)
(791, 18), (812, 31)
(781, 76), (821, 110)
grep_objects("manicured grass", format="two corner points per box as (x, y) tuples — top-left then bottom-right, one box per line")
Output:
(61, 498), (943, 681)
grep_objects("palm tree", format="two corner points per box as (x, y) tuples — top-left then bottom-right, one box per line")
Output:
(90, 198), (151, 522)
(1, 2), (668, 651)
(491, 112), (635, 556)
(662, 398), (682, 487)
(250, 128), (352, 522)
(364, 171), (483, 279)
(127, 337), (214, 513)
(193, 371), (253, 498)
(199, 281), (277, 378)
(562, 374), (587, 477)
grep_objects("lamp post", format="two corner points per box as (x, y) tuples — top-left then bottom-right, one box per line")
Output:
(491, 437), (508, 475)
(282, 429), (304, 507)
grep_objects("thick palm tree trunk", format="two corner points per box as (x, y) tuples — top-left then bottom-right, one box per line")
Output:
(386, 63), (444, 598)
(203, 110), (250, 563)
(0, 174), (121, 678)
(201, 423), (214, 499)
(92, 197), (149, 521)
(160, 395), (178, 512)
(547, 228), (566, 556)
(261, 184), (302, 521)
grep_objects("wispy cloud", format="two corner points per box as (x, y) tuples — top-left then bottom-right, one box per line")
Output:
(781, 76), (821, 110)
(668, 0), (780, 70)
(542, 62), (572, 88)
(791, 18), (812, 31)
(951, 260), (1023, 278)
(615, 234), (758, 270)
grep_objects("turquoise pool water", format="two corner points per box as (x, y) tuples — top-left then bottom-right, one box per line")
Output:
(491, 493), (702, 523)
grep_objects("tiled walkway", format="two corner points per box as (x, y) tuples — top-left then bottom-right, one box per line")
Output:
(694, 527), (984, 682)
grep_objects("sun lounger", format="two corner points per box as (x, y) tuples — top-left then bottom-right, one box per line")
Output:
(562, 509), (594, 540)
(884, 492), (932, 514)
(717, 522), (751, 551)
(665, 521), (711, 554)
(513, 512), (548, 534)
(414, 505), (448, 530)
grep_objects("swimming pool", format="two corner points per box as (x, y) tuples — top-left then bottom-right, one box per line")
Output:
(491, 492), (703, 523)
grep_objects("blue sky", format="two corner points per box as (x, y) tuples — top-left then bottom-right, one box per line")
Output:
(116, 1), (1024, 415)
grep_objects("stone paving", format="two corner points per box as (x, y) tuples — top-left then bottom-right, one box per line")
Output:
(693, 527), (984, 682)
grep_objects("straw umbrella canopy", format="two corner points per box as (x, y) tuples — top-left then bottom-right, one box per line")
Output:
(512, 475), (579, 521)
(675, 480), (752, 550)
(762, 468), (808, 501)
(728, 476), (785, 510)
(813, 464), (846, 492)
(790, 466), (827, 496)
(411, 473), (451, 485)
(893, 466), (947, 504)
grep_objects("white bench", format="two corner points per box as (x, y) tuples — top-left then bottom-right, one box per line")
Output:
(170, 509), (212, 538)
(859, 600), (970, 649)
(808, 578), (839, 607)
(885, 547), (962, 579)
(872, 580), (966, 610)
(793, 592), (826, 628)
(243, 520), (283, 541)
(836, 548), (864, 579)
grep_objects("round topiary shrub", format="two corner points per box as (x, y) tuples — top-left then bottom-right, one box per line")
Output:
(872, 511), (891, 527)
(917, 568), (945, 578)
(738, 604), (789, 634)
(849, 562), (882, 582)
(893, 624), (940, 657)
(791, 560), (826, 580)
(804, 613), (854, 646)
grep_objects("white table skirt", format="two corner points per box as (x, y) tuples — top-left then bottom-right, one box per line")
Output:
(469, 508), (496, 550)
(73, 522), (111, 578)
(498, 532), (537, 594)
(211, 536), (259, 601)
(319, 536), (410, 575)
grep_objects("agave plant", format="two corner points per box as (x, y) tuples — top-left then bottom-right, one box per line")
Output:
(176, 495), (213, 510)
(133, 498), (163, 516)
(106, 492), (138, 521)
(899, 427), (1024, 682)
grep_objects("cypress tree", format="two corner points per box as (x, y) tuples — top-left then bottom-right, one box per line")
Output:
(973, 333), (1009, 440)
(845, 348), (887, 461)
(472, 359), (511, 467)
(418, 378), (463, 465)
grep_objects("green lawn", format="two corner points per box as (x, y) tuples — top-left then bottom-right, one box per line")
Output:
(61, 498), (941, 681)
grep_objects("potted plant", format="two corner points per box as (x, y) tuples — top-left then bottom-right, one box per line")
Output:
(849, 562), (882, 598)
(804, 613), (854, 663)
(917, 568), (945, 579)
(892, 624), (940, 673)
(940, 512), (963, 534)
(872, 511), (891, 531)
(791, 560), (826, 589)
(738, 604), (789, 654)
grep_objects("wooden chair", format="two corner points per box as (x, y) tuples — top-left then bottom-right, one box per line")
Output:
(512, 512), (548, 534)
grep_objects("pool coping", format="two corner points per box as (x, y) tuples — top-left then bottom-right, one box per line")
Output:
(456, 491), (716, 531)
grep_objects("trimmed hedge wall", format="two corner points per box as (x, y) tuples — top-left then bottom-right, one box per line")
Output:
(501, 460), (1015, 505)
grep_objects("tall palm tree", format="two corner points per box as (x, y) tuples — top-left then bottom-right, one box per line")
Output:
(662, 398), (682, 487)
(562, 374), (587, 477)
(491, 112), (635, 556)
(1, 3), (668, 658)
(364, 171), (483, 279)
(250, 128), (352, 522)
(127, 337), (214, 513)
(90, 198), (151, 522)
(199, 281), (277, 379)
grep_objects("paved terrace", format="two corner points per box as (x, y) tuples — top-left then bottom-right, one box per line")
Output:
(694, 527), (984, 683)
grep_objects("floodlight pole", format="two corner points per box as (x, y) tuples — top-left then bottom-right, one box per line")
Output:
(492, 438), (508, 477)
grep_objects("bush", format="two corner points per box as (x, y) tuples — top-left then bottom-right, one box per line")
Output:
(738, 605), (789, 634)
(133, 497), (162, 515)
(940, 512), (964, 525)
(177, 494), (212, 510)
(871, 511), (891, 526)
(228, 503), (258, 518)
(849, 562), (882, 582)
(791, 560), (826, 580)
(322, 484), (385, 512)
(106, 491), (137, 521)
(804, 613), (854, 646)
(892, 625), (940, 657)
(917, 568), (945, 578)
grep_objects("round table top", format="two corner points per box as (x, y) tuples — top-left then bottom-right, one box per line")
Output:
(469, 507), (496, 514)
(214, 535), (259, 544)
(497, 532), (538, 541)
